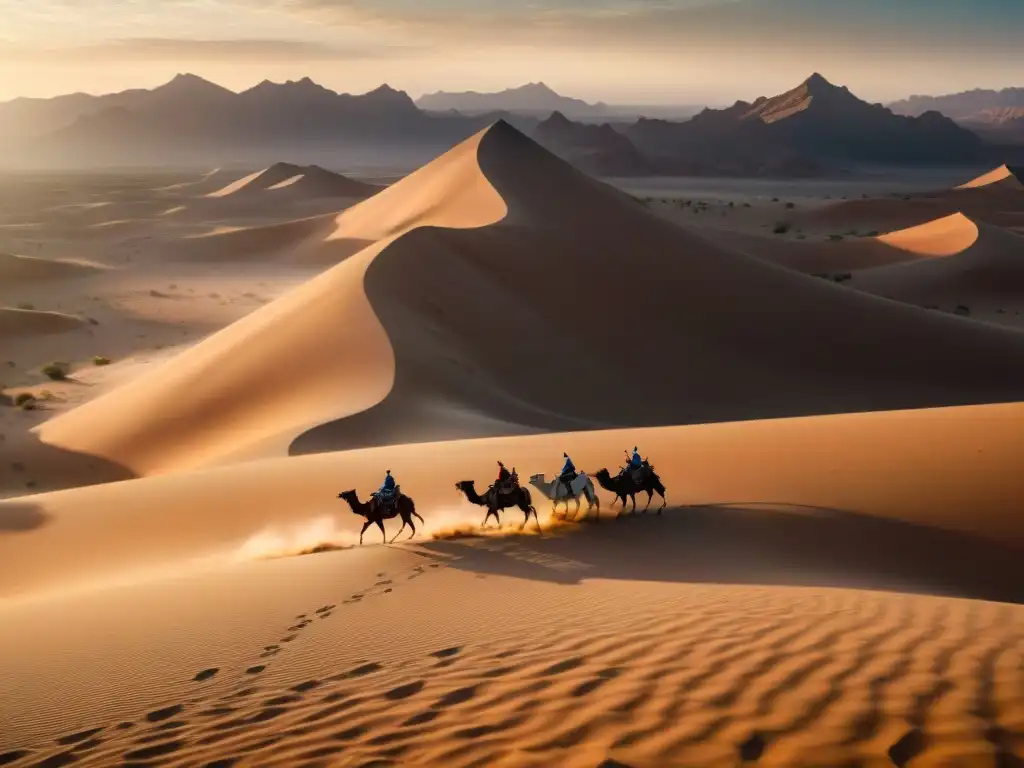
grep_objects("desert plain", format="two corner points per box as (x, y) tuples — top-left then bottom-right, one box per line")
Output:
(1, 126), (1023, 767)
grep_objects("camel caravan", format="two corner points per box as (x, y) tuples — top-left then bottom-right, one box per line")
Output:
(337, 448), (668, 544)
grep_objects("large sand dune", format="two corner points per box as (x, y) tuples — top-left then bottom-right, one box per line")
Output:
(849, 213), (1024, 310)
(34, 123), (1024, 480)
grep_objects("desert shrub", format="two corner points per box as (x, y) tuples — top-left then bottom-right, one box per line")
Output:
(771, 197), (780, 202)
(16, 302), (34, 310)
(14, 393), (36, 409)
(828, 234), (844, 241)
(92, 355), (111, 366)
(41, 362), (70, 381)
(727, 201), (734, 207)
(784, 202), (795, 209)
(773, 222), (791, 234)
(833, 273), (852, 283)
(954, 305), (971, 316)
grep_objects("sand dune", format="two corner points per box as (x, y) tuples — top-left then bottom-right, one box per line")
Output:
(34, 122), (1024, 481)
(802, 164), (1024, 233)
(0, 307), (86, 337)
(206, 162), (378, 200)
(849, 214), (1024, 311)
(7, 400), (1024, 600)
(0, 252), (104, 283)
(36, 129), (506, 476)
(697, 229), (926, 274)
(954, 163), (1024, 191)
(0, 526), (1020, 768)
(172, 213), (348, 264)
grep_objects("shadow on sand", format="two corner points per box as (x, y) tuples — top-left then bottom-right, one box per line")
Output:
(0, 500), (50, 533)
(418, 502), (1024, 605)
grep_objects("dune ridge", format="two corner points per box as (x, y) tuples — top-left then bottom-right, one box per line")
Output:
(0, 307), (86, 337)
(0, 252), (104, 283)
(802, 164), (1024, 233)
(36, 128), (507, 476)
(206, 162), (378, 200)
(851, 214), (1024, 307)
(33, 122), (1024, 481)
(6, 400), (1024, 601)
(955, 163), (1024, 190)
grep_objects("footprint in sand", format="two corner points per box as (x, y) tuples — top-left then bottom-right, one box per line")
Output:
(55, 727), (104, 746)
(33, 750), (78, 767)
(887, 728), (925, 768)
(280, 634), (297, 643)
(292, 680), (322, 693)
(146, 704), (184, 723)
(315, 605), (335, 614)
(738, 732), (767, 763)
(123, 740), (185, 761)
(193, 668), (219, 682)
(432, 684), (480, 709)
(331, 662), (383, 681)
(385, 681), (426, 701)
(246, 665), (266, 675)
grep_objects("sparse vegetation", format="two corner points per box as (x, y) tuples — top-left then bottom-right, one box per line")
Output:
(92, 355), (111, 366)
(828, 234), (844, 241)
(41, 362), (70, 381)
(773, 222), (791, 234)
(784, 202), (795, 209)
(833, 273), (852, 283)
(16, 302), (34, 311)
(14, 393), (37, 410)
(954, 305), (971, 316)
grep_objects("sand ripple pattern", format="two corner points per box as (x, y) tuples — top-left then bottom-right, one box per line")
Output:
(3, 580), (1021, 768)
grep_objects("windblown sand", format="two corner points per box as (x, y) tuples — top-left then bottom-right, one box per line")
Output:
(0, 128), (1022, 767)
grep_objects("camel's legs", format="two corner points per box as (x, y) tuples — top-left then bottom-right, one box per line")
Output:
(376, 519), (387, 543)
(630, 494), (637, 513)
(658, 490), (667, 514)
(389, 521), (407, 544)
(642, 490), (653, 512)
(407, 517), (417, 539)
(359, 519), (372, 545)
(413, 511), (426, 525)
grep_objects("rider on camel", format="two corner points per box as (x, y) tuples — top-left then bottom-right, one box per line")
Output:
(629, 447), (644, 471)
(559, 452), (577, 496)
(495, 461), (518, 494)
(377, 469), (397, 501)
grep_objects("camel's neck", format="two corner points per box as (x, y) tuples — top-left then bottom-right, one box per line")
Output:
(344, 495), (369, 515)
(460, 484), (486, 505)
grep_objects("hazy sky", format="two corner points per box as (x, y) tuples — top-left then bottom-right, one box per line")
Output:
(1, 0), (1022, 104)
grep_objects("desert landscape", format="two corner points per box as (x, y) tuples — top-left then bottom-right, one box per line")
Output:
(3, 7), (1024, 762)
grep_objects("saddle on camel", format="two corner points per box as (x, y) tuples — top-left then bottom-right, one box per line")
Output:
(491, 461), (521, 497)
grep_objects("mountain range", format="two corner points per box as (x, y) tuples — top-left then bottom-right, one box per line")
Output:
(619, 73), (985, 175)
(890, 88), (1024, 143)
(0, 73), (996, 175)
(415, 82), (702, 122)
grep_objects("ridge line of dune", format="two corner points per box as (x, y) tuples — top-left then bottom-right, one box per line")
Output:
(35, 125), (509, 475)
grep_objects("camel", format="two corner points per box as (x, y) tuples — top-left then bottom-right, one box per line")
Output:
(528, 473), (600, 521)
(454, 479), (540, 531)
(595, 466), (667, 514)
(337, 489), (424, 544)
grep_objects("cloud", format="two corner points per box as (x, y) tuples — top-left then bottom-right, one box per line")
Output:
(0, 37), (424, 63)
(242, 0), (1024, 59)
